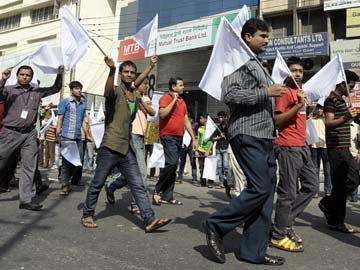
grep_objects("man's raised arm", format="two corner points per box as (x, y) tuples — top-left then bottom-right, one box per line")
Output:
(104, 56), (116, 98)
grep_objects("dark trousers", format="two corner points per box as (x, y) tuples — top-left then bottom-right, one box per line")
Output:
(83, 146), (155, 225)
(207, 134), (276, 263)
(60, 138), (84, 187)
(178, 145), (197, 180)
(273, 145), (318, 239)
(145, 144), (156, 177)
(155, 135), (182, 201)
(310, 147), (332, 194)
(320, 148), (359, 225)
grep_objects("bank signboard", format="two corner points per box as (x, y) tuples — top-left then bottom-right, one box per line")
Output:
(260, 32), (328, 59)
(324, 0), (360, 11)
(330, 39), (360, 69)
(347, 7), (360, 38)
(157, 18), (213, 55)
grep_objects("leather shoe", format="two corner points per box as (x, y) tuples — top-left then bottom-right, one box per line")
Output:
(202, 220), (225, 264)
(104, 185), (115, 204)
(19, 203), (43, 211)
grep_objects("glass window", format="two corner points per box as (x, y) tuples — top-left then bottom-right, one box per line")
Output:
(0, 14), (21, 32)
(31, 6), (56, 24)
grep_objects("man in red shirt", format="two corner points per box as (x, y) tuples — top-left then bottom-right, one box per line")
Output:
(153, 77), (197, 205)
(270, 57), (318, 252)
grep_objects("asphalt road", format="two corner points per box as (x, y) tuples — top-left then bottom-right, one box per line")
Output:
(0, 169), (360, 270)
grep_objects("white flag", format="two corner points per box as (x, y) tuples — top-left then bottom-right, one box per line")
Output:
(231, 5), (249, 35)
(149, 143), (165, 168)
(199, 17), (253, 101)
(89, 102), (95, 121)
(272, 50), (291, 83)
(95, 102), (105, 122)
(202, 156), (218, 181)
(306, 119), (319, 145)
(60, 140), (82, 166)
(90, 121), (105, 149)
(61, 6), (91, 70)
(182, 129), (191, 147)
(303, 54), (343, 103)
(133, 14), (158, 55)
(29, 43), (60, 74)
(204, 116), (217, 142)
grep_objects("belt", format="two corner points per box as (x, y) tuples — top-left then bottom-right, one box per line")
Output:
(5, 126), (35, 133)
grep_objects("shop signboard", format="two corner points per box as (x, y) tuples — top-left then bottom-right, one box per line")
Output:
(324, 0), (360, 11)
(156, 18), (213, 55)
(330, 39), (360, 69)
(118, 38), (145, 62)
(260, 32), (328, 59)
(347, 7), (360, 38)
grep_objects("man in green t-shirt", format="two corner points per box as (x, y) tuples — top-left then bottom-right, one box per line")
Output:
(195, 114), (213, 187)
(81, 56), (171, 233)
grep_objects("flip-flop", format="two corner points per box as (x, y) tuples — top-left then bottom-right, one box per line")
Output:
(145, 218), (172, 233)
(158, 199), (183, 205)
(81, 217), (98, 228)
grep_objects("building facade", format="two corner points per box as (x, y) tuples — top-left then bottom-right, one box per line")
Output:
(0, 0), (116, 106)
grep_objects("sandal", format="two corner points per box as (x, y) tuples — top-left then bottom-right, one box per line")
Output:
(145, 218), (172, 233)
(81, 217), (98, 228)
(270, 236), (304, 253)
(287, 227), (303, 243)
(59, 186), (71, 196)
(158, 199), (183, 205)
(152, 192), (161, 206)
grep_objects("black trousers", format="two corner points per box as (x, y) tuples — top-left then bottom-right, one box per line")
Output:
(320, 148), (359, 225)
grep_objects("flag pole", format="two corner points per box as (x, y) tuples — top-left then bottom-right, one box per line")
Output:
(11, 55), (29, 69)
(337, 53), (353, 107)
(91, 38), (107, 57)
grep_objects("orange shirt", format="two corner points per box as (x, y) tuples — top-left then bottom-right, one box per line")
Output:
(274, 87), (306, 146)
(159, 93), (187, 136)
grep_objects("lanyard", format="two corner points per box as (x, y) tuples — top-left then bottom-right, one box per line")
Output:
(20, 88), (32, 109)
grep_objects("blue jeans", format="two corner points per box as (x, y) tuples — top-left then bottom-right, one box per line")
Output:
(310, 148), (332, 194)
(83, 141), (94, 171)
(107, 134), (148, 209)
(207, 135), (276, 263)
(178, 145), (197, 180)
(83, 146), (155, 225)
(216, 148), (230, 183)
(155, 135), (182, 201)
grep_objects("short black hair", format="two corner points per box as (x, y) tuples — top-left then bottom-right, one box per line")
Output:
(345, 70), (359, 83)
(241, 18), (270, 41)
(16, 65), (33, 77)
(199, 113), (208, 118)
(168, 77), (183, 90)
(287, 57), (303, 68)
(69, 81), (83, 90)
(119, 61), (137, 73)
(217, 111), (226, 117)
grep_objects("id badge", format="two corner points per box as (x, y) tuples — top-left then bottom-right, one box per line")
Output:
(20, 110), (28, 119)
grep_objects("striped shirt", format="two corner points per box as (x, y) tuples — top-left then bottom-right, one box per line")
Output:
(58, 97), (86, 140)
(223, 58), (274, 140)
(324, 92), (351, 148)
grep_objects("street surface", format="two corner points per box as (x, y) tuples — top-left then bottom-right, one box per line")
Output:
(0, 168), (360, 270)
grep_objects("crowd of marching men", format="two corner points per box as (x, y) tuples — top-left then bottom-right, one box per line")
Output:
(1, 13), (360, 266)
